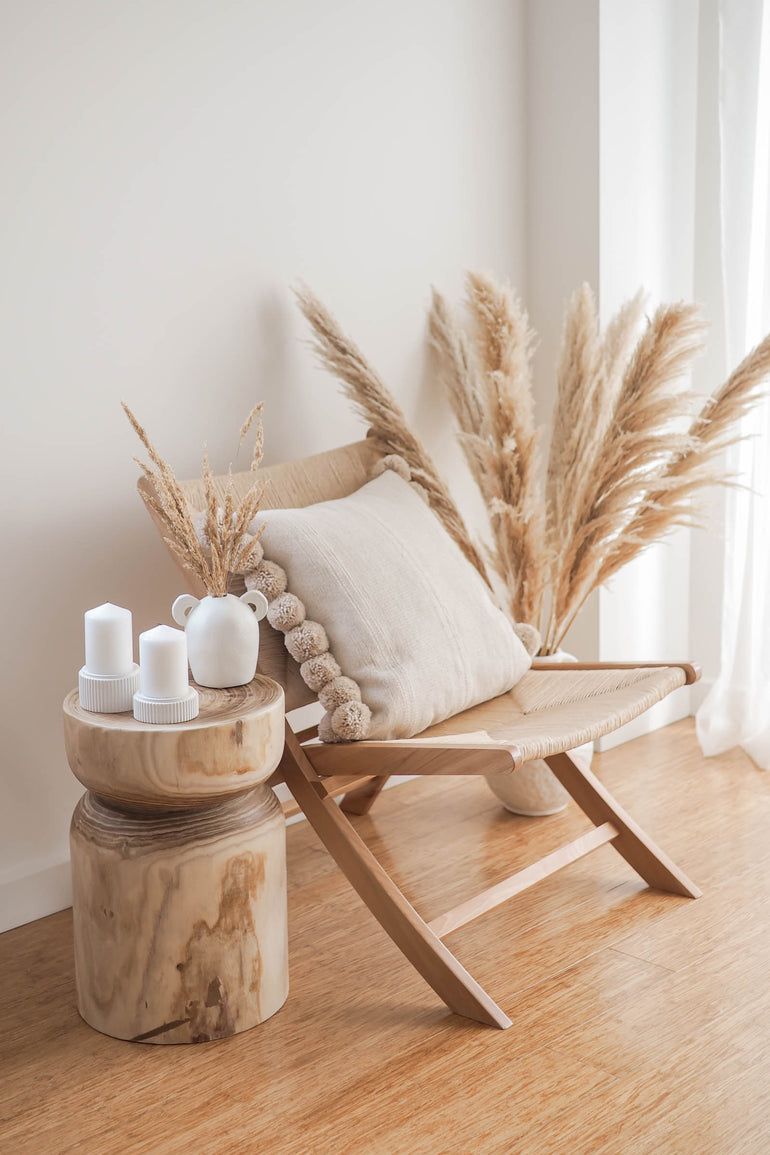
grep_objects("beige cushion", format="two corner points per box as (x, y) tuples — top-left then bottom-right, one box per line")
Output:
(259, 470), (531, 740)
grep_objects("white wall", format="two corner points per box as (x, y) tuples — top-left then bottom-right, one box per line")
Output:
(524, 0), (701, 718)
(526, 0), (601, 662)
(0, 0), (528, 931)
(596, 0), (700, 745)
(689, 0), (728, 712)
(593, 0), (729, 740)
(1, 0), (730, 934)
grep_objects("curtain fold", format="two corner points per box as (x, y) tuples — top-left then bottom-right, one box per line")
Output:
(696, 0), (770, 767)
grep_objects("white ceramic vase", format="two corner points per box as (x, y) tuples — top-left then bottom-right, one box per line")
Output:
(485, 651), (594, 816)
(171, 591), (269, 688)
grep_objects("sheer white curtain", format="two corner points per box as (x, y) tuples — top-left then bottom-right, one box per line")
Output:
(696, 0), (770, 767)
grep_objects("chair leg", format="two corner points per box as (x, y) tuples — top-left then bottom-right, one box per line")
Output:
(340, 775), (390, 815)
(281, 726), (511, 1029)
(545, 751), (702, 899)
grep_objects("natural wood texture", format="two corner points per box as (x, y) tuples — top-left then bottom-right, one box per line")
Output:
(292, 723), (320, 744)
(286, 691), (699, 1024)
(428, 822), (619, 939)
(340, 774), (391, 815)
(63, 681), (289, 1047)
(546, 751), (702, 898)
(530, 658), (702, 684)
(1, 721), (767, 1154)
(305, 734), (523, 776)
(279, 724), (511, 1029)
(137, 439), (380, 712)
(278, 774), (376, 820)
(70, 787), (288, 1044)
(62, 676), (284, 809)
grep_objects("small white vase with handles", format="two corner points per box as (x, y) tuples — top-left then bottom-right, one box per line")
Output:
(171, 591), (269, 688)
(485, 650), (594, 816)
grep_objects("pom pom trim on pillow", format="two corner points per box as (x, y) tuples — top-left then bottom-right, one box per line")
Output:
(243, 556), (371, 740)
(244, 456), (427, 741)
(231, 455), (536, 743)
(241, 457), (423, 741)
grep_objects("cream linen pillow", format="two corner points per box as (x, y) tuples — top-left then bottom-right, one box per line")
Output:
(250, 469), (531, 742)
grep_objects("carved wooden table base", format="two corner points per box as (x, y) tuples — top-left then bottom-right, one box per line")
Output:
(63, 677), (288, 1045)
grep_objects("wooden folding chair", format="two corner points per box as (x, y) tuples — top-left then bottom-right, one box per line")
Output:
(139, 438), (701, 1030)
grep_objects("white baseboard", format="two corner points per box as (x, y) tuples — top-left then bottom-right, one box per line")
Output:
(0, 860), (72, 935)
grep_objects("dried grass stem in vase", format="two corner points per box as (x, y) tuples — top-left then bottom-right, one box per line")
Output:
(123, 401), (267, 597)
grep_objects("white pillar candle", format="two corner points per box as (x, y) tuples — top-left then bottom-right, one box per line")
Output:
(84, 603), (134, 676)
(139, 625), (190, 700)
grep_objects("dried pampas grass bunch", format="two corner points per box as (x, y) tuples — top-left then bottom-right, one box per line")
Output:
(430, 274), (770, 652)
(294, 283), (490, 583)
(295, 278), (770, 654)
(123, 401), (266, 597)
(429, 274), (548, 626)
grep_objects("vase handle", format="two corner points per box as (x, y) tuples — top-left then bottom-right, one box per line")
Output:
(172, 594), (200, 625)
(241, 589), (268, 621)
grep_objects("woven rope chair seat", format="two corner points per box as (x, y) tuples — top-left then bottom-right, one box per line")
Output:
(419, 665), (687, 764)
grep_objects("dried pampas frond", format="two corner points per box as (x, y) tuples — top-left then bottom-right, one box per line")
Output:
(683, 329), (770, 459)
(468, 272), (548, 626)
(294, 282), (490, 583)
(124, 402), (266, 597)
(543, 300), (708, 650)
(592, 329), (770, 593)
(600, 288), (648, 413)
(429, 274), (547, 624)
(546, 283), (605, 557)
(239, 401), (265, 468)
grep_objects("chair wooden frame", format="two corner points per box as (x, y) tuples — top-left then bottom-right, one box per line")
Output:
(139, 439), (701, 1030)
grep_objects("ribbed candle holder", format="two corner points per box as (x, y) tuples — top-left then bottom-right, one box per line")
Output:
(79, 665), (141, 714)
(132, 685), (200, 724)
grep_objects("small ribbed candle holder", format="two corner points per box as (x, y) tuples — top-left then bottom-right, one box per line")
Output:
(79, 665), (141, 714)
(132, 686), (199, 724)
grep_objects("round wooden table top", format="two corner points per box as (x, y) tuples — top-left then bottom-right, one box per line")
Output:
(63, 676), (285, 810)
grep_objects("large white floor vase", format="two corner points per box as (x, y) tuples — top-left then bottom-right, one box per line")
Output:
(485, 652), (594, 816)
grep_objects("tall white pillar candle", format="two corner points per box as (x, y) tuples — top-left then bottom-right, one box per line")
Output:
(139, 625), (190, 700)
(84, 603), (134, 676)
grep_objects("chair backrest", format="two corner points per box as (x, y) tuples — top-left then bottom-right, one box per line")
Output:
(138, 438), (381, 710)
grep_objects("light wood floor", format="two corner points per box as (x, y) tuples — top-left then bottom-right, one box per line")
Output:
(2, 719), (769, 1154)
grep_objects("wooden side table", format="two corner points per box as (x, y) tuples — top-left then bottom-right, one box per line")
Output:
(62, 677), (288, 1045)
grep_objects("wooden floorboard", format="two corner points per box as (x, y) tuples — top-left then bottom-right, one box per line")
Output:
(2, 719), (769, 1153)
